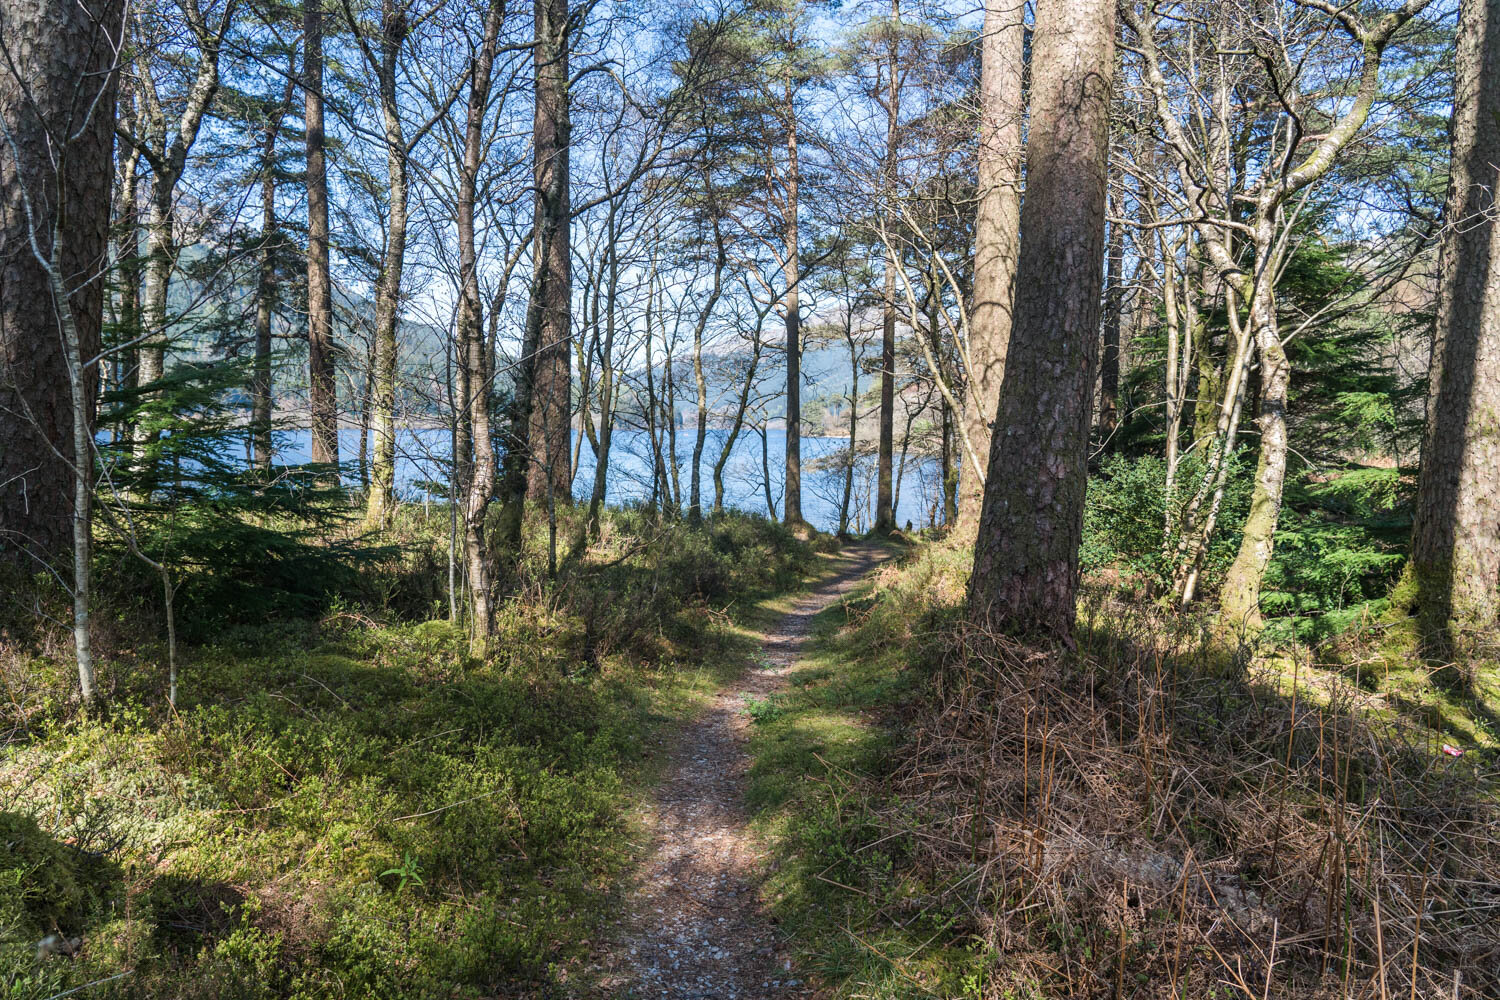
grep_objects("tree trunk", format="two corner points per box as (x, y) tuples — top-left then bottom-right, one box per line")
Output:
(250, 156), (275, 470)
(0, 0), (119, 572)
(875, 0), (901, 532)
(1408, 0), (1500, 662)
(135, 178), (171, 467)
(941, 398), (957, 525)
(759, 421), (776, 519)
(782, 75), (804, 527)
(459, 0), (505, 643)
(584, 234), (619, 538)
(665, 344), (681, 511)
(1218, 265), (1290, 627)
(712, 327), (764, 512)
(839, 314), (859, 536)
(1097, 193), (1123, 450)
(641, 253), (667, 514)
(363, 2), (409, 530)
(968, 0), (1114, 638)
(527, 0), (572, 506)
(126, 8), (223, 480)
(959, 0), (1025, 529)
(688, 214), (727, 522)
(305, 0), (338, 471)
(114, 139), (141, 444)
(251, 71), (294, 472)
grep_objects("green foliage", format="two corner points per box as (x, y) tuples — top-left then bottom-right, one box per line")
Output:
(1260, 466), (1411, 641)
(0, 510), (811, 998)
(1082, 455), (1409, 638)
(94, 359), (370, 638)
(0, 811), (110, 937)
(1081, 452), (1252, 595)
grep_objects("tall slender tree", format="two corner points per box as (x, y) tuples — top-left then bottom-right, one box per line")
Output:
(352, 0), (414, 528)
(780, 39), (806, 528)
(458, 0), (508, 643)
(123, 0), (234, 477)
(251, 65), (297, 471)
(304, 0), (338, 471)
(968, 0), (1114, 637)
(1097, 189), (1124, 449)
(873, 0), (902, 533)
(1408, 0), (1500, 666)
(959, 0), (1023, 529)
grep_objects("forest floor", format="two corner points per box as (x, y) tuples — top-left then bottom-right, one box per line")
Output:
(581, 543), (892, 998)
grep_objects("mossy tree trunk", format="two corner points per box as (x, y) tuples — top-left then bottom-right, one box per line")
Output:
(1409, 0), (1500, 663)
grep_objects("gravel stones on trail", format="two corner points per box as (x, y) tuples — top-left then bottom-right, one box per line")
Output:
(583, 545), (889, 999)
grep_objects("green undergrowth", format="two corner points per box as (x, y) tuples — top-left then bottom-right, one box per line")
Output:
(748, 538), (1499, 999)
(0, 507), (815, 999)
(746, 540), (974, 997)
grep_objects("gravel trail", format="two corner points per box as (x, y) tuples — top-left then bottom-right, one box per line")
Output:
(583, 543), (890, 999)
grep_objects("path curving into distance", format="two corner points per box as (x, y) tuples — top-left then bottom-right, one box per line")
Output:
(585, 543), (892, 999)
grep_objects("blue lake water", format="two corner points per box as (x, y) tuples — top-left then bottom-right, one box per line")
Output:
(277, 425), (943, 534)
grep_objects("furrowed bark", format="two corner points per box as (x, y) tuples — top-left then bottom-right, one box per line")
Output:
(967, 0), (1114, 638)
(1408, 0), (1500, 667)
(958, 0), (1024, 530)
(305, 0), (338, 472)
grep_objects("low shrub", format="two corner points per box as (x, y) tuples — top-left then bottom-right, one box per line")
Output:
(0, 505), (814, 999)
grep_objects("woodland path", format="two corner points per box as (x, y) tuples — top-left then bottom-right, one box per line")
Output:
(583, 542), (892, 999)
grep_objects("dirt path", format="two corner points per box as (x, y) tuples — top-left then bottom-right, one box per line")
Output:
(584, 543), (891, 999)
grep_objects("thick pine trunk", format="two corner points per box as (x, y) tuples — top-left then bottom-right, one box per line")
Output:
(958, 0), (1024, 530)
(304, 2), (338, 471)
(0, 0), (119, 570)
(967, 0), (1114, 638)
(1409, 0), (1500, 659)
(527, 0), (572, 506)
